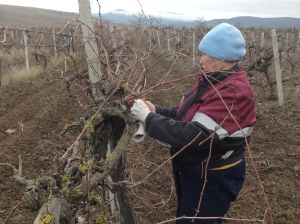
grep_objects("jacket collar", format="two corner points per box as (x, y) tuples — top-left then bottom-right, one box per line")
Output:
(203, 63), (240, 84)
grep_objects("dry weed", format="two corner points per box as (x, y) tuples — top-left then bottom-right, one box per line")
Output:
(1, 66), (43, 86)
(0, 47), (25, 65)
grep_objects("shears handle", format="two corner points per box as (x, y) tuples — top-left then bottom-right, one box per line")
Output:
(125, 95), (145, 102)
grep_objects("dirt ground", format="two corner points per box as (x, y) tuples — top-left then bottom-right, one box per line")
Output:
(0, 55), (299, 224)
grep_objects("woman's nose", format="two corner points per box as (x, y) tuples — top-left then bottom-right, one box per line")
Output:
(199, 60), (205, 70)
(199, 59), (203, 67)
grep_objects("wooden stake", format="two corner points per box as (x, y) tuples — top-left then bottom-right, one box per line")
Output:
(23, 31), (30, 70)
(167, 29), (170, 52)
(260, 32), (265, 48)
(271, 29), (284, 106)
(193, 31), (196, 66)
(156, 29), (161, 47)
(52, 29), (57, 59)
(78, 0), (103, 100)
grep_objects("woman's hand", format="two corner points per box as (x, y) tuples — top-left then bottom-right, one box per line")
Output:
(130, 99), (151, 123)
(144, 100), (156, 112)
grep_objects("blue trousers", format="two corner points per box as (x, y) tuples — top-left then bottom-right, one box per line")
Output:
(173, 159), (246, 224)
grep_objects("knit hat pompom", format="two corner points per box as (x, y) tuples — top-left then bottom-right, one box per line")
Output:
(198, 23), (246, 61)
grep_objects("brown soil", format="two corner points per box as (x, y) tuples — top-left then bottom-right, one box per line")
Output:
(0, 60), (299, 224)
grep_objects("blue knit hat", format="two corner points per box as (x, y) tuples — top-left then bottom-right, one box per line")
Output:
(198, 23), (246, 61)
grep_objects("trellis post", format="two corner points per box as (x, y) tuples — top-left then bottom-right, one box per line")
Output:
(120, 27), (126, 46)
(10, 29), (14, 39)
(156, 29), (161, 48)
(193, 31), (196, 66)
(23, 31), (30, 70)
(284, 32), (289, 54)
(176, 31), (180, 42)
(0, 58), (2, 82)
(167, 29), (170, 52)
(260, 32), (264, 48)
(2, 27), (7, 43)
(148, 27), (152, 49)
(52, 29), (57, 59)
(271, 29), (284, 106)
(78, 0), (103, 100)
(251, 32), (255, 45)
(109, 24), (117, 49)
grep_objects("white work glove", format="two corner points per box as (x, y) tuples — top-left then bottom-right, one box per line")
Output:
(132, 121), (146, 142)
(144, 100), (156, 112)
(130, 99), (151, 123)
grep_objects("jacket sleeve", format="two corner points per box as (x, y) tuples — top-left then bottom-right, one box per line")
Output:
(145, 112), (213, 150)
(156, 106), (178, 118)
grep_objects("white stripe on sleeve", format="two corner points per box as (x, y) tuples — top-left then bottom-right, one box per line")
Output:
(192, 112), (253, 139)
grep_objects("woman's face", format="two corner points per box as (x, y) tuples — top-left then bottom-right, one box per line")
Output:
(199, 55), (223, 73)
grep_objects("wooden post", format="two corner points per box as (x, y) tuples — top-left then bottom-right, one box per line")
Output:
(156, 29), (161, 48)
(281, 29), (285, 49)
(176, 31), (180, 42)
(23, 31), (30, 70)
(109, 23), (114, 33)
(284, 32), (289, 53)
(271, 29), (284, 106)
(52, 29), (57, 59)
(10, 29), (14, 39)
(192, 31), (196, 66)
(2, 27), (7, 43)
(167, 29), (170, 52)
(293, 31), (297, 47)
(0, 58), (2, 83)
(251, 32), (255, 45)
(120, 27), (125, 46)
(109, 24), (117, 49)
(148, 27), (152, 49)
(78, 0), (103, 100)
(260, 32), (264, 48)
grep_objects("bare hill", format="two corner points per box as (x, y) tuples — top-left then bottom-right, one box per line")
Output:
(208, 16), (300, 28)
(0, 4), (78, 27)
(2, 4), (300, 28)
(102, 12), (300, 28)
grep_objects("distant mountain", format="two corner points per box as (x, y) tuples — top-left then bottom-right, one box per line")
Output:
(207, 16), (300, 28)
(1, 4), (300, 28)
(99, 11), (300, 28)
(99, 12), (198, 27)
(101, 12), (300, 28)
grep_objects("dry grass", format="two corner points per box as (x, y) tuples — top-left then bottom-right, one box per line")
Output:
(1, 66), (43, 86)
(1, 47), (44, 86)
(0, 46), (85, 90)
(0, 47), (25, 65)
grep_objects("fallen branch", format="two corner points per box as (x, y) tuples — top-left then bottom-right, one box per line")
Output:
(4, 201), (22, 224)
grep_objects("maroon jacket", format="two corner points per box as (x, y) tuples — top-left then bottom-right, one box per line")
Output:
(145, 67), (256, 170)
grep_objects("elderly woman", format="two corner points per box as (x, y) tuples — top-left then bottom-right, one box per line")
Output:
(131, 23), (256, 224)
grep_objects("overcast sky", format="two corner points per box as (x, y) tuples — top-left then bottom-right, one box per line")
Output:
(0, 0), (299, 20)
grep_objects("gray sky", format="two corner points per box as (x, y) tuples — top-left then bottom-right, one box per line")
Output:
(0, 0), (299, 20)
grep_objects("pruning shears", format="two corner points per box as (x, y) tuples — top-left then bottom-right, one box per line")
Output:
(125, 94), (138, 102)
(113, 94), (145, 112)
(125, 94), (146, 102)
